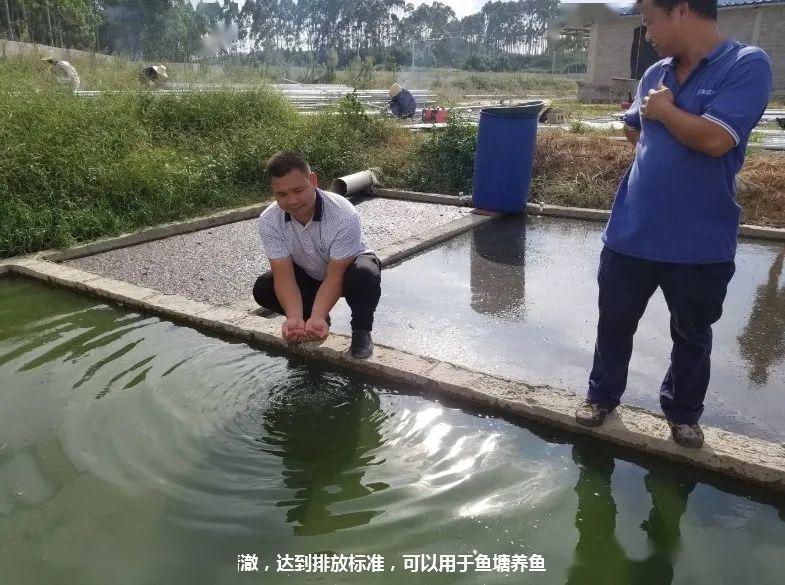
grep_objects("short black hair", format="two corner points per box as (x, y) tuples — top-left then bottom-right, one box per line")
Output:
(636, 0), (718, 20)
(265, 150), (311, 178)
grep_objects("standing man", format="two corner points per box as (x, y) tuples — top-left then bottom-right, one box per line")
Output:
(576, 0), (772, 448)
(253, 151), (381, 359)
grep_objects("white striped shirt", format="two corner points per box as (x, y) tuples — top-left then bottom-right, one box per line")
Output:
(258, 189), (372, 281)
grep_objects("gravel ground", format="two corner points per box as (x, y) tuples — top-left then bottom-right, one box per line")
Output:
(67, 197), (469, 305)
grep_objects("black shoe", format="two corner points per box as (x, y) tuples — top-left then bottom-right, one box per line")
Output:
(350, 330), (373, 359)
(575, 400), (609, 427)
(668, 420), (704, 449)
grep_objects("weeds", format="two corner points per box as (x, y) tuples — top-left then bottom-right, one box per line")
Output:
(0, 58), (408, 257)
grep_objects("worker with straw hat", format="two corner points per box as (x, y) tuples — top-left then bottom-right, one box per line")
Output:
(142, 65), (169, 88)
(387, 83), (416, 118)
(40, 56), (81, 91)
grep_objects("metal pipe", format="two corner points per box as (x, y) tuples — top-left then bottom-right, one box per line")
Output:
(330, 169), (379, 196)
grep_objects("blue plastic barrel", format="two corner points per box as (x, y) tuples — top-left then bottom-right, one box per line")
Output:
(471, 101), (544, 213)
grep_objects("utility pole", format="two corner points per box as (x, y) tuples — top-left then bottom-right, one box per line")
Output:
(2, 0), (14, 41)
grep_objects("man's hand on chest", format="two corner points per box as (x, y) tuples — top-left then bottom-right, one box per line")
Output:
(641, 84), (676, 122)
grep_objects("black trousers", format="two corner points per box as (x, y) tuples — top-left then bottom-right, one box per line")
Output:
(587, 247), (735, 425)
(253, 253), (381, 331)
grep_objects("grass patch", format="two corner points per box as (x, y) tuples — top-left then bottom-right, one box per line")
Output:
(399, 69), (578, 105)
(737, 154), (785, 227)
(0, 55), (409, 257)
(531, 132), (785, 228)
(2, 52), (781, 259)
(390, 118), (477, 195)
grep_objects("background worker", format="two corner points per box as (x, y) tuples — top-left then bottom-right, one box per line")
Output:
(141, 65), (168, 87)
(41, 56), (81, 91)
(388, 83), (417, 118)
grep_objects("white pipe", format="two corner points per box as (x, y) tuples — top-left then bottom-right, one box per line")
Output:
(330, 170), (379, 196)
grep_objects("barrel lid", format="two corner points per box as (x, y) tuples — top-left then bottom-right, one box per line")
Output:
(480, 101), (545, 119)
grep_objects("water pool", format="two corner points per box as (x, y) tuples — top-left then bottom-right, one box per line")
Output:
(1, 278), (784, 584)
(332, 217), (785, 442)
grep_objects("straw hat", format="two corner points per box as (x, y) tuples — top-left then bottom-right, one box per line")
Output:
(389, 83), (402, 97)
(152, 65), (168, 79)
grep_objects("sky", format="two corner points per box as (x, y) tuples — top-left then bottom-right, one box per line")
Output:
(190, 1), (629, 22)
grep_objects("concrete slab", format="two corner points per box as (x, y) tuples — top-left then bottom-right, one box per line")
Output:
(330, 215), (785, 442)
(9, 262), (102, 292)
(65, 198), (471, 306)
(377, 213), (494, 265)
(739, 224), (785, 241)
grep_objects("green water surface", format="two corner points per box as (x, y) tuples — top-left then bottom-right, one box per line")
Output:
(0, 278), (783, 585)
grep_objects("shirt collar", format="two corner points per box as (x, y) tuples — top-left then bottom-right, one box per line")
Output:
(284, 188), (323, 223)
(704, 39), (737, 64)
(661, 39), (737, 69)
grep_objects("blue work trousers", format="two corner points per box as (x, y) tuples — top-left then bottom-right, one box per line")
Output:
(588, 247), (735, 424)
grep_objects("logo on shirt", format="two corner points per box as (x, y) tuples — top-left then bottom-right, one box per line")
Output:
(696, 89), (716, 96)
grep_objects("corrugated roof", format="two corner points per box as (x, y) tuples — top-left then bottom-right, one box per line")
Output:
(618, 0), (785, 16)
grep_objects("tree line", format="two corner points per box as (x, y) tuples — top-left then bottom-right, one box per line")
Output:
(1, 0), (586, 70)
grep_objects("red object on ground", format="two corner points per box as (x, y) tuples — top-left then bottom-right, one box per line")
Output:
(620, 101), (632, 110)
(422, 108), (450, 123)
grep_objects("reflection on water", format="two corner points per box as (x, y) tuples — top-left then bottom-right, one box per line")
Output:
(470, 218), (527, 320)
(738, 247), (785, 385)
(1, 278), (785, 584)
(261, 366), (388, 535)
(567, 443), (695, 585)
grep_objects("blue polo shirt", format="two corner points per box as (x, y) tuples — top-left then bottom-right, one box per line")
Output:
(603, 39), (772, 264)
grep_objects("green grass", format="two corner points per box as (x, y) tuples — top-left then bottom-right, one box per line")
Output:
(0, 55), (409, 258)
(389, 118), (477, 195)
(410, 69), (579, 105)
(5, 50), (779, 258)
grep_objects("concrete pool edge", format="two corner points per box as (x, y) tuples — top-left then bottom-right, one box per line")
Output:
(20, 193), (784, 272)
(375, 213), (493, 266)
(376, 189), (785, 242)
(40, 203), (271, 263)
(4, 259), (785, 494)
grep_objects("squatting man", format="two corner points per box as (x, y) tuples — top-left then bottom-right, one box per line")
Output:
(253, 151), (381, 360)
